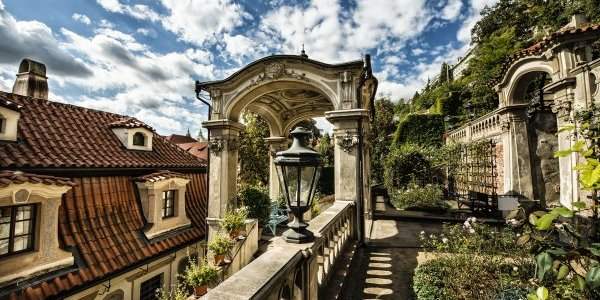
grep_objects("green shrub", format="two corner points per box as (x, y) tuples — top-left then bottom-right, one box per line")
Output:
(413, 258), (451, 300)
(156, 284), (189, 300)
(383, 143), (433, 191)
(390, 183), (448, 212)
(237, 185), (271, 226)
(208, 234), (234, 255)
(221, 207), (247, 233)
(413, 255), (534, 300)
(393, 113), (444, 147)
(183, 259), (218, 288)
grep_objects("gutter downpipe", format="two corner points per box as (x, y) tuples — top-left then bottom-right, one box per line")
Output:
(195, 81), (212, 231)
(355, 54), (378, 247)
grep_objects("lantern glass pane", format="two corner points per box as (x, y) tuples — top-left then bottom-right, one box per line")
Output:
(276, 165), (288, 201)
(300, 166), (318, 206)
(285, 166), (300, 207)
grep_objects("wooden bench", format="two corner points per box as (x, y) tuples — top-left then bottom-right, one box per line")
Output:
(457, 191), (498, 214)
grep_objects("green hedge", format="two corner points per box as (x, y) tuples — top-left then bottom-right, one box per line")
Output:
(383, 143), (433, 191)
(393, 114), (444, 147)
(390, 183), (448, 212)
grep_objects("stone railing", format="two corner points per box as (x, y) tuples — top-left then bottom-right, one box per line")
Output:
(202, 201), (355, 300)
(447, 109), (503, 143)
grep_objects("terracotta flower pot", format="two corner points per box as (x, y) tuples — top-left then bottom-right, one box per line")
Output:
(214, 254), (225, 266)
(194, 285), (208, 297)
(229, 229), (240, 239)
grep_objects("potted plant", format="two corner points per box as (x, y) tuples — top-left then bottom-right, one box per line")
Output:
(156, 283), (190, 300)
(221, 207), (248, 239)
(183, 259), (218, 297)
(208, 234), (234, 266)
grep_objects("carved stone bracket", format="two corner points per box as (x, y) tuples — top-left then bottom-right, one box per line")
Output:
(551, 100), (572, 119)
(336, 131), (359, 152)
(227, 138), (239, 151)
(501, 118), (511, 132)
(209, 139), (224, 153)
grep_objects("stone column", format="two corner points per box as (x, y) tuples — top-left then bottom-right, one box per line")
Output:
(502, 108), (535, 200)
(325, 109), (369, 205)
(202, 119), (245, 241)
(265, 136), (288, 201)
(553, 94), (577, 208)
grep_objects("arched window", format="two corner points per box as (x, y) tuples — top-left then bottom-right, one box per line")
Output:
(133, 132), (146, 146)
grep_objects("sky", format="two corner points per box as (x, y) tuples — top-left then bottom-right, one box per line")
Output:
(0, 0), (497, 136)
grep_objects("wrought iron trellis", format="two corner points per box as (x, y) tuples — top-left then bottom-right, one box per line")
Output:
(448, 140), (498, 208)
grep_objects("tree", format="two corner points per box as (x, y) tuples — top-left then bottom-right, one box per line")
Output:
(317, 133), (334, 167)
(439, 62), (451, 83)
(370, 98), (397, 183)
(238, 112), (270, 187)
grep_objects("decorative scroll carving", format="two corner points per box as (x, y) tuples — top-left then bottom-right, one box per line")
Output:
(501, 118), (511, 132)
(336, 131), (359, 152)
(248, 63), (309, 88)
(209, 139), (224, 153)
(551, 100), (572, 119)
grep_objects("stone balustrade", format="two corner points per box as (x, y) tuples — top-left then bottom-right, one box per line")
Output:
(447, 109), (503, 143)
(202, 201), (356, 300)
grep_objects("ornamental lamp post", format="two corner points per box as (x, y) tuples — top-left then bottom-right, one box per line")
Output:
(274, 127), (322, 243)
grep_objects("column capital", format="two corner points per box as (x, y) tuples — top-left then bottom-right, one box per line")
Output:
(325, 109), (369, 123)
(202, 119), (245, 132)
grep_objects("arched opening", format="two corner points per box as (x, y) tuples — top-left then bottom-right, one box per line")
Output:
(511, 71), (559, 205)
(133, 132), (146, 146)
(279, 283), (292, 300)
(292, 268), (303, 300)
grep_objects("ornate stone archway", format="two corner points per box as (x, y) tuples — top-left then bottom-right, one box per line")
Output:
(197, 54), (377, 241)
(494, 19), (600, 207)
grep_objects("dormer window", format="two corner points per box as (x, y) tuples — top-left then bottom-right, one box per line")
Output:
(134, 171), (191, 240)
(0, 171), (75, 285)
(162, 190), (176, 218)
(110, 118), (154, 151)
(0, 204), (36, 257)
(0, 99), (22, 142)
(133, 132), (146, 146)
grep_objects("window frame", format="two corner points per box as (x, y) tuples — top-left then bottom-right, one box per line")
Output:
(132, 132), (146, 146)
(140, 273), (163, 300)
(0, 204), (37, 258)
(161, 190), (176, 219)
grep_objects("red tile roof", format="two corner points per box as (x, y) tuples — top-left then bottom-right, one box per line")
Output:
(0, 91), (205, 169)
(0, 97), (22, 111)
(0, 170), (76, 188)
(494, 23), (600, 85)
(166, 134), (198, 144)
(109, 117), (154, 131)
(134, 170), (189, 183)
(9, 173), (207, 300)
(176, 141), (208, 161)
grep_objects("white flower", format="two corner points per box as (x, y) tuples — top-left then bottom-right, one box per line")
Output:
(516, 233), (521, 237)
(420, 231), (425, 235)
(442, 238), (448, 244)
(429, 234), (435, 239)
(513, 266), (518, 272)
(555, 223), (564, 229)
(469, 228), (475, 234)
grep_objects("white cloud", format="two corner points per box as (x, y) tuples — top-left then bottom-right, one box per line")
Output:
(96, 0), (160, 21)
(457, 0), (498, 43)
(72, 13), (91, 25)
(441, 0), (463, 21)
(159, 0), (250, 46)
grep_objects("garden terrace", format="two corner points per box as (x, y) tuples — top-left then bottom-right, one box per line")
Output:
(201, 201), (355, 299)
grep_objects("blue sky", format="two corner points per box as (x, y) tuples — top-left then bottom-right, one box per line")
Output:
(0, 0), (496, 136)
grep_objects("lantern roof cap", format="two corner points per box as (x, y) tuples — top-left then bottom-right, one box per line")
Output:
(274, 127), (321, 165)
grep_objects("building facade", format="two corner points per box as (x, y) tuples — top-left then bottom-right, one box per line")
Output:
(0, 59), (208, 300)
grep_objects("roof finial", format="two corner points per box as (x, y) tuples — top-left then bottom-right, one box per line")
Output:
(300, 44), (308, 59)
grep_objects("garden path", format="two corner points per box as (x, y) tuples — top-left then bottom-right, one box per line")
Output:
(331, 201), (444, 300)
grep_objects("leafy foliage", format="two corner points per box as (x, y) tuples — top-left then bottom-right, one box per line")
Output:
(221, 207), (247, 234)
(370, 98), (397, 183)
(237, 185), (271, 226)
(238, 112), (270, 186)
(393, 113), (444, 147)
(383, 143), (434, 191)
(207, 233), (234, 255)
(390, 183), (448, 212)
(183, 258), (219, 287)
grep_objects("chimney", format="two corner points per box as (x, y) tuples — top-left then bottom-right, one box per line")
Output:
(12, 58), (48, 99)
